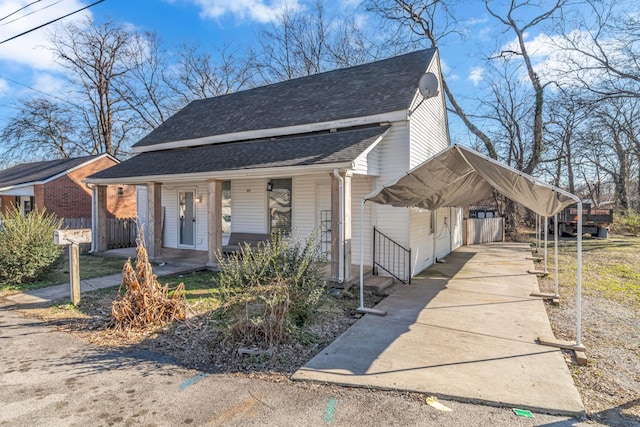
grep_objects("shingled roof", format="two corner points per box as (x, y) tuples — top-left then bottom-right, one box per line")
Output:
(90, 126), (389, 181)
(133, 49), (436, 149)
(0, 155), (109, 189)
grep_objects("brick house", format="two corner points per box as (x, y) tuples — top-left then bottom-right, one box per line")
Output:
(0, 154), (136, 220)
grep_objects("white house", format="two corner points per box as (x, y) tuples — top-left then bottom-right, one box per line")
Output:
(87, 49), (463, 284)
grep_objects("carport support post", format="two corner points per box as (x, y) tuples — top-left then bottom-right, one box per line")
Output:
(206, 179), (222, 268)
(554, 213), (559, 298)
(95, 185), (108, 252)
(544, 216), (548, 274)
(576, 201), (583, 347)
(147, 182), (163, 262)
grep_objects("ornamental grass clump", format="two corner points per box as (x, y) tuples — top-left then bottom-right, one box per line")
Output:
(216, 232), (326, 348)
(0, 205), (63, 286)
(111, 229), (187, 331)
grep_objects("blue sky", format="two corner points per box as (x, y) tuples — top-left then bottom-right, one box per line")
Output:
(0, 0), (581, 148)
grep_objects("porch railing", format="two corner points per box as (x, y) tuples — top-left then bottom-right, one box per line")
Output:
(373, 226), (411, 284)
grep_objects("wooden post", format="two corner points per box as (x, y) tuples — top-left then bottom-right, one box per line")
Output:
(54, 229), (91, 306)
(69, 243), (81, 305)
(207, 179), (223, 268)
(147, 182), (163, 261)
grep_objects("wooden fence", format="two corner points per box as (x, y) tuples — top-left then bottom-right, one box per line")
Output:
(463, 217), (505, 245)
(63, 217), (137, 249)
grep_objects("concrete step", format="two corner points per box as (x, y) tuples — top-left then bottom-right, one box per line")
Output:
(363, 275), (395, 294)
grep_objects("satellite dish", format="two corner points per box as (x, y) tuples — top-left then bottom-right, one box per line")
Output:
(418, 72), (439, 99)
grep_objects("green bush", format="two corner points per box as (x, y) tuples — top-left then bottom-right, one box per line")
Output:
(0, 205), (63, 286)
(216, 232), (327, 348)
(613, 213), (640, 236)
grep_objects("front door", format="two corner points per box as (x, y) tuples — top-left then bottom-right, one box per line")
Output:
(179, 191), (196, 247)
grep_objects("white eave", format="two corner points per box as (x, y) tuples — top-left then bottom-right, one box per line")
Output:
(85, 161), (357, 186)
(132, 110), (409, 153)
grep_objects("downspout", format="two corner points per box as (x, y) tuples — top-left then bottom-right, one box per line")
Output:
(432, 209), (437, 263)
(333, 169), (344, 284)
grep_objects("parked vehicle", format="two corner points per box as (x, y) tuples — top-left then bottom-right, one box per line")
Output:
(552, 203), (613, 237)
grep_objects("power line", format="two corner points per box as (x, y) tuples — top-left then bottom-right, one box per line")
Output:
(0, 73), (80, 107)
(1, 1), (64, 27)
(0, 0), (44, 24)
(0, 0), (106, 45)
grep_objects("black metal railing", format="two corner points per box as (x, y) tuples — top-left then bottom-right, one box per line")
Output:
(373, 226), (411, 284)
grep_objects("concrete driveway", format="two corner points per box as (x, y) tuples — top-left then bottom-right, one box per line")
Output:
(293, 243), (585, 416)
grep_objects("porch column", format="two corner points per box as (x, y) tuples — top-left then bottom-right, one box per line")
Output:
(207, 179), (223, 268)
(330, 173), (340, 281)
(147, 182), (163, 261)
(342, 172), (353, 283)
(330, 171), (353, 283)
(95, 185), (108, 252)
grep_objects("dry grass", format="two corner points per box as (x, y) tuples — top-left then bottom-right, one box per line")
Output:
(110, 236), (188, 332)
(536, 235), (640, 423)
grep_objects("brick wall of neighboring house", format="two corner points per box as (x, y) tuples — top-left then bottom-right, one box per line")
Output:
(42, 156), (137, 219)
(0, 195), (17, 214)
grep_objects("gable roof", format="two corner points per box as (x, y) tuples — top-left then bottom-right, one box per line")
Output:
(133, 49), (436, 152)
(0, 154), (115, 190)
(88, 126), (389, 183)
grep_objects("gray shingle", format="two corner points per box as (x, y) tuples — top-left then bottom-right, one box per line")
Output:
(90, 126), (389, 180)
(134, 49), (435, 148)
(0, 155), (103, 188)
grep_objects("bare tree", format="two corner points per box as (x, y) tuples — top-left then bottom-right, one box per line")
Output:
(256, 1), (377, 83)
(0, 98), (80, 162)
(164, 43), (255, 107)
(50, 17), (139, 157)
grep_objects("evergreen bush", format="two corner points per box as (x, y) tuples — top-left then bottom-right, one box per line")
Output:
(0, 205), (63, 286)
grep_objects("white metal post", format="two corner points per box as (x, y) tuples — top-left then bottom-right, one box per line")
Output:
(544, 216), (548, 274)
(576, 202), (583, 347)
(554, 213), (559, 298)
(359, 198), (365, 311)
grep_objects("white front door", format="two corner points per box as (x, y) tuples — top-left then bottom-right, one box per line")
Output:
(178, 190), (196, 247)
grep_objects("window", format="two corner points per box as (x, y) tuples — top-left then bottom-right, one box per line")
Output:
(269, 178), (292, 236)
(430, 211), (435, 234)
(222, 181), (231, 234)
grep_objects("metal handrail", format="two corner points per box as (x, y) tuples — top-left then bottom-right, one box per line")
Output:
(373, 226), (411, 284)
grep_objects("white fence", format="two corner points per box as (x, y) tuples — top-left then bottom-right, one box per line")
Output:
(463, 217), (505, 245)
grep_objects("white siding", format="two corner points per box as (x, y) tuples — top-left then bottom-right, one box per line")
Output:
(408, 50), (450, 168)
(292, 174), (330, 238)
(435, 207), (452, 260)
(231, 178), (268, 233)
(377, 123), (410, 182)
(194, 184), (208, 250)
(352, 137), (381, 175)
(351, 175), (373, 266)
(410, 208), (434, 274)
(161, 187), (178, 248)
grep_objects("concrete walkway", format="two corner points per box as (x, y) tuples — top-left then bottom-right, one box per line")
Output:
(293, 242), (585, 416)
(5, 261), (203, 306)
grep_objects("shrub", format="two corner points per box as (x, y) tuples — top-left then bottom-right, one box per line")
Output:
(612, 213), (640, 236)
(0, 205), (63, 286)
(216, 232), (326, 348)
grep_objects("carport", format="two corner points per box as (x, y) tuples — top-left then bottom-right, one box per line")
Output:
(358, 144), (585, 347)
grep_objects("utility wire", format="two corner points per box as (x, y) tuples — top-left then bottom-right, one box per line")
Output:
(1, 1), (64, 27)
(0, 0), (106, 45)
(0, 73), (80, 107)
(0, 0), (43, 24)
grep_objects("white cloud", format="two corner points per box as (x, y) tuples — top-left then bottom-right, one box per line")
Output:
(0, 0), (92, 71)
(0, 77), (8, 96)
(468, 66), (484, 85)
(32, 73), (67, 96)
(191, 0), (302, 24)
(440, 60), (459, 81)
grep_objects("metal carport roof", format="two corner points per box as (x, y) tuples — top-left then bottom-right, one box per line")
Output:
(358, 144), (585, 347)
